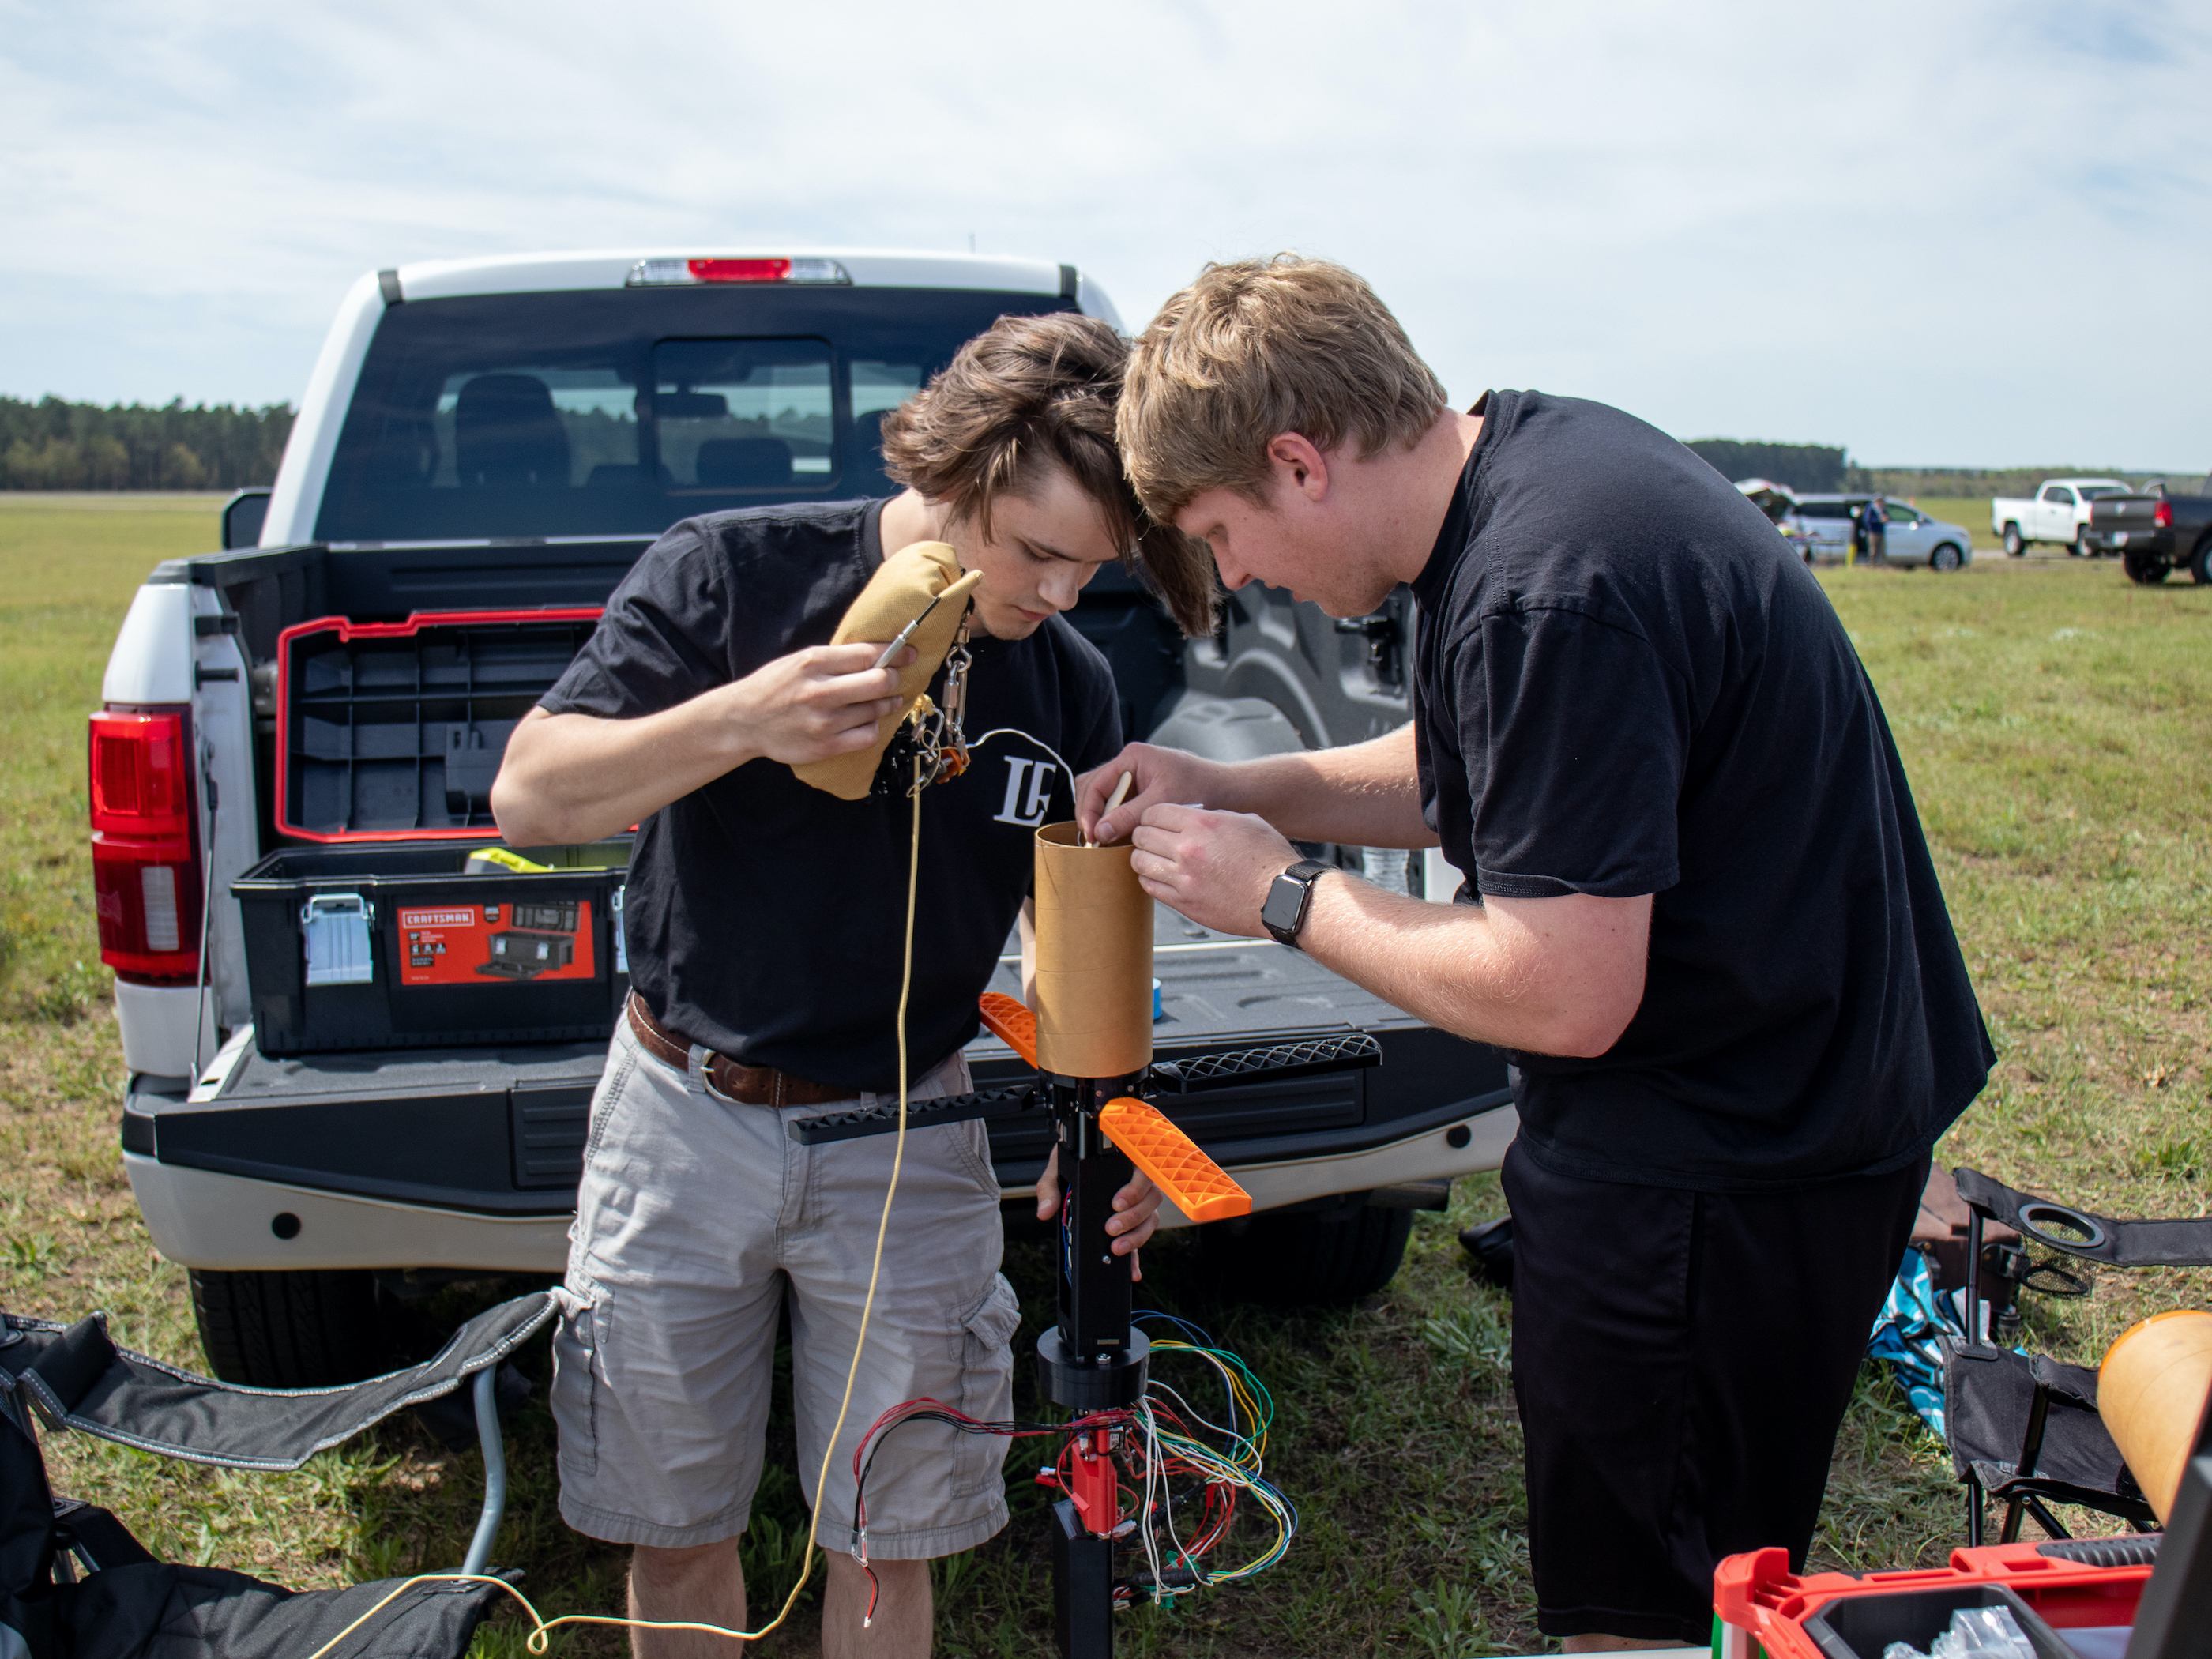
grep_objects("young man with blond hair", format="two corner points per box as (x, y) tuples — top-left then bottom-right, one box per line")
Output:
(495, 311), (1202, 1659)
(1078, 256), (1992, 1649)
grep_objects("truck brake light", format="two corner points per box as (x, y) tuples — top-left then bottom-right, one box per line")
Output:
(626, 257), (851, 287)
(2154, 500), (2172, 529)
(88, 709), (202, 983)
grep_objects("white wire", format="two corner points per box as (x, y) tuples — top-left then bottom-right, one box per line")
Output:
(1146, 1378), (1244, 1446)
(1136, 1399), (1169, 1594)
(965, 728), (1078, 785)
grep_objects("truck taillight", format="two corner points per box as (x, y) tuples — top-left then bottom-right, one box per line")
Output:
(88, 709), (202, 982)
(2154, 500), (2172, 529)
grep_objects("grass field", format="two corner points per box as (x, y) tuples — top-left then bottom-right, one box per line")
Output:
(2, 496), (2208, 1656)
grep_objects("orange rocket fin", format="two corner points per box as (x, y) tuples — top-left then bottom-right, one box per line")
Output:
(1099, 1097), (1252, 1224)
(978, 992), (1039, 1068)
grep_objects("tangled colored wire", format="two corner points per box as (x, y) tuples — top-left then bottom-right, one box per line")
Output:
(845, 1309), (1296, 1618)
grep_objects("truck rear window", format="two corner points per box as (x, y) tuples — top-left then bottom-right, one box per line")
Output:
(316, 287), (1070, 544)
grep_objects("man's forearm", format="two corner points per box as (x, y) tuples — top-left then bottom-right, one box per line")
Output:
(1294, 877), (1650, 1058)
(1217, 726), (1435, 848)
(492, 699), (750, 846)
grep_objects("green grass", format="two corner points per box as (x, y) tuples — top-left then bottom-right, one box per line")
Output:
(2, 510), (2208, 1654)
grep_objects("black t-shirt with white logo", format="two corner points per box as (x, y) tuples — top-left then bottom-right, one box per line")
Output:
(540, 499), (1122, 1093)
(1412, 390), (1992, 1191)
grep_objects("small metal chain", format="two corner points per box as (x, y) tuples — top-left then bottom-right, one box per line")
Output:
(878, 614), (975, 799)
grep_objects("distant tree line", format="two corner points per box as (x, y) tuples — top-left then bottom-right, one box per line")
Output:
(1856, 465), (2203, 498)
(0, 397), (294, 491)
(1683, 439), (2206, 499)
(1683, 439), (1849, 493)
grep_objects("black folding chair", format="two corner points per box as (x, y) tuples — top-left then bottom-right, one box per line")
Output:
(2, 1290), (555, 1659)
(1947, 1168), (2212, 1547)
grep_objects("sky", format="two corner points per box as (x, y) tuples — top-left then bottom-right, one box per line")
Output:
(2, 0), (2206, 469)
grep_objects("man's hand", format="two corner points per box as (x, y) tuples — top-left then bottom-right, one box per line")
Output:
(1127, 803), (1301, 938)
(1035, 1149), (1164, 1280)
(492, 642), (914, 848)
(1076, 743), (1231, 845)
(724, 642), (912, 766)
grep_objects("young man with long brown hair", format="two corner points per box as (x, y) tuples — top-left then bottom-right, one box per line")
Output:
(1081, 256), (1991, 1650)
(494, 311), (1208, 1658)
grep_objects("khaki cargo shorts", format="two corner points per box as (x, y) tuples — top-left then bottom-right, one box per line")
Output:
(549, 1015), (1018, 1558)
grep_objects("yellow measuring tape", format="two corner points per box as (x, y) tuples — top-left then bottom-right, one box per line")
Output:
(306, 758), (928, 1656)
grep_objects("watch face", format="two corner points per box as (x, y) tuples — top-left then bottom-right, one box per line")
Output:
(1261, 872), (1308, 941)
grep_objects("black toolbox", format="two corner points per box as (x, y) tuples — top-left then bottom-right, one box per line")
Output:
(239, 607), (632, 1055)
(274, 608), (603, 839)
(234, 841), (631, 1055)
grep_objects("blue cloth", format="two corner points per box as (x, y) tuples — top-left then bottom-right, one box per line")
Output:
(1867, 1248), (1962, 1437)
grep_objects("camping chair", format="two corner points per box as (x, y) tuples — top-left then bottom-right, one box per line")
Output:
(1947, 1168), (2212, 1547)
(2, 1290), (555, 1659)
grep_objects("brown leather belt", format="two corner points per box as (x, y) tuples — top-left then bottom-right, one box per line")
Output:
(625, 991), (851, 1107)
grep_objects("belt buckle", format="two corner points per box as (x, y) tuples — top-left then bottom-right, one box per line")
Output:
(698, 1049), (743, 1106)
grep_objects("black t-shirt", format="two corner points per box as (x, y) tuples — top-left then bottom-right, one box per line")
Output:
(540, 499), (1122, 1092)
(1411, 390), (1992, 1191)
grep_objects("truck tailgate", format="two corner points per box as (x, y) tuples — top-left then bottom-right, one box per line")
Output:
(130, 903), (1510, 1216)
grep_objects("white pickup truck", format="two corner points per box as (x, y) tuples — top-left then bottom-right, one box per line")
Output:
(94, 248), (1513, 1386)
(1991, 479), (2134, 558)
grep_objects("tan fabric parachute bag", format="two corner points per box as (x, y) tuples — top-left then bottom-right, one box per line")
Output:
(791, 540), (984, 800)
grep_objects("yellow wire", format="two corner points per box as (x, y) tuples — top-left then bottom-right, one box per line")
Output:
(305, 758), (928, 1659)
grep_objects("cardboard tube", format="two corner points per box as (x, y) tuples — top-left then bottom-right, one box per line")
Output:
(1033, 821), (1153, 1078)
(2098, 1308), (2212, 1524)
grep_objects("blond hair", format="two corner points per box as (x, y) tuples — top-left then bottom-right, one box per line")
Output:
(878, 310), (1216, 637)
(1118, 254), (1450, 532)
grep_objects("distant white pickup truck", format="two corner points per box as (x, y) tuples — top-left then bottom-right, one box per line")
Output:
(1991, 479), (2133, 558)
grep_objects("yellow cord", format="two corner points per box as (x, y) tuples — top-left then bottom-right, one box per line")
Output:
(304, 759), (927, 1659)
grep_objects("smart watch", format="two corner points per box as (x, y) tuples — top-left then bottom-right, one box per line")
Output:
(1260, 860), (1334, 950)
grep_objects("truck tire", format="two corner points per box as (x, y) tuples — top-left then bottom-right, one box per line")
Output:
(2003, 523), (2026, 557)
(2124, 549), (2171, 585)
(1930, 543), (1964, 572)
(2194, 540), (2212, 586)
(2075, 527), (2097, 559)
(189, 1267), (386, 1386)
(1202, 1202), (1414, 1306)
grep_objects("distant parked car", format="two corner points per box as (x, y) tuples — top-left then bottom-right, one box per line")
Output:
(1733, 478), (1799, 523)
(1782, 495), (1973, 570)
(1989, 479), (2132, 557)
(2087, 482), (2212, 585)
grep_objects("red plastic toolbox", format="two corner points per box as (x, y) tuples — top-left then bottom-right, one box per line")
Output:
(1714, 1540), (2152, 1657)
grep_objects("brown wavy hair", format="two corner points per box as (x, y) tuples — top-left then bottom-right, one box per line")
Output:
(878, 310), (1217, 637)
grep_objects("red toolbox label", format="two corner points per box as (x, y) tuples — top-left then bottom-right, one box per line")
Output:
(397, 900), (597, 985)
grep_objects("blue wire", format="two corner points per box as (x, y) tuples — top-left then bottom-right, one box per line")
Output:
(1132, 1310), (1217, 1347)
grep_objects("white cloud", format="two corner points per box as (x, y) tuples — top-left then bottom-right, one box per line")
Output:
(2, 0), (2206, 465)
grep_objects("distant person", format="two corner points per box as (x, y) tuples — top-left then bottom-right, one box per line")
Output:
(1085, 254), (1993, 1650)
(1862, 495), (1888, 564)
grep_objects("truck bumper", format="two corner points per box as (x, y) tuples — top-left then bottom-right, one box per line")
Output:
(1011, 1096), (1521, 1227)
(124, 1152), (576, 1272)
(125, 1097), (1518, 1272)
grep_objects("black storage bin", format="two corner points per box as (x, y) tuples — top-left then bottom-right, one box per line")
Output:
(1803, 1582), (2078, 1658)
(235, 841), (630, 1055)
(274, 610), (602, 839)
